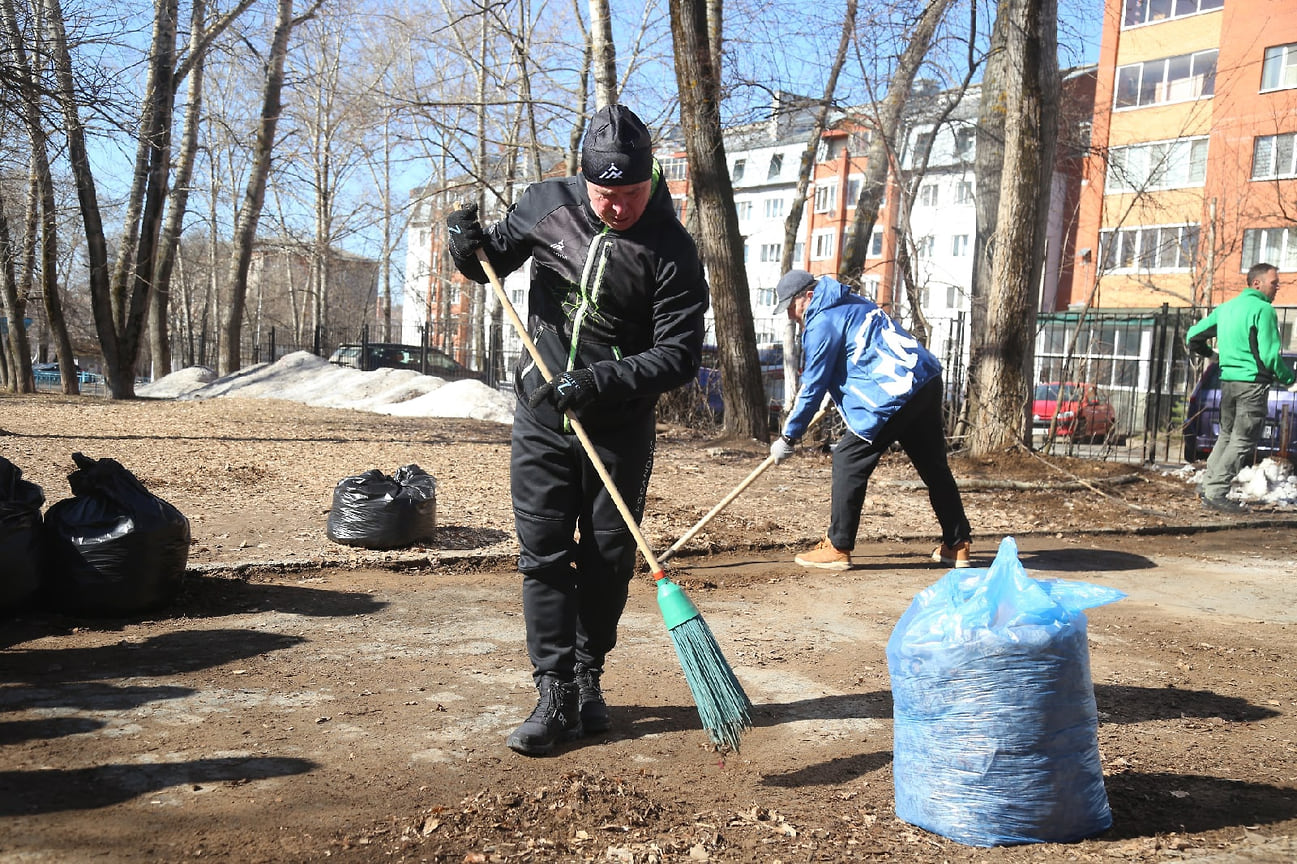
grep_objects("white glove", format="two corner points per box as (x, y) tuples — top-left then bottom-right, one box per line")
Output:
(770, 435), (795, 464)
(1289, 381), (1297, 392)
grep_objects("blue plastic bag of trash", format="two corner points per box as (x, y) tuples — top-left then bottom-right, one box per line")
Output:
(887, 536), (1125, 847)
(326, 464), (437, 550)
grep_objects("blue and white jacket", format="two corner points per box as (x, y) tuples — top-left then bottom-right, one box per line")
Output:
(782, 276), (941, 444)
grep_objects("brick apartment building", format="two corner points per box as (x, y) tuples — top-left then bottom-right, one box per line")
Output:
(1074, 0), (1297, 317)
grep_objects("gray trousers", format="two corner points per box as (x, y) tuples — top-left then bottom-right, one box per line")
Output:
(1200, 380), (1270, 500)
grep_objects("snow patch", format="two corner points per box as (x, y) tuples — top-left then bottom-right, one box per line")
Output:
(138, 351), (514, 424)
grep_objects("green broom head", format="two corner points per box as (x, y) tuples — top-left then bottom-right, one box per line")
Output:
(656, 577), (753, 752)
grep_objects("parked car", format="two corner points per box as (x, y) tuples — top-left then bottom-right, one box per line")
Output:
(327, 343), (486, 382)
(31, 362), (101, 386)
(1182, 353), (1297, 463)
(696, 343), (786, 426)
(1031, 382), (1119, 442)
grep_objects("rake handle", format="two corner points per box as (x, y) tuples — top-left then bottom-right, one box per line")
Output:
(658, 406), (829, 564)
(474, 248), (667, 577)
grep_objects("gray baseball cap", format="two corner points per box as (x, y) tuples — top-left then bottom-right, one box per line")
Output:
(773, 269), (817, 314)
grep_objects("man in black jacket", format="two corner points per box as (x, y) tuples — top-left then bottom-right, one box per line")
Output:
(445, 104), (709, 756)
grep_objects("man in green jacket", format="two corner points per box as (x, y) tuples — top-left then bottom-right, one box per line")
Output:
(1186, 263), (1295, 512)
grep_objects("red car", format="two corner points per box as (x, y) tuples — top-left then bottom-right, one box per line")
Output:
(1032, 382), (1119, 442)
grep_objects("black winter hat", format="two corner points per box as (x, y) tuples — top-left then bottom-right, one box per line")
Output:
(581, 104), (653, 187)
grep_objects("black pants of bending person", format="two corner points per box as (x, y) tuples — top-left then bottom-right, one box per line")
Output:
(827, 376), (971, 552)
(509, 403), (656, 683)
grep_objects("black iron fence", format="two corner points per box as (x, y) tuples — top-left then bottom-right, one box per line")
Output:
(1031, 304), (1297, 465)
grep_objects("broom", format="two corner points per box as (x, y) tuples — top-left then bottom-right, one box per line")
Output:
(473, 246), (752, 752)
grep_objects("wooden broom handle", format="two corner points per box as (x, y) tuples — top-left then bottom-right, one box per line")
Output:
(658, 406), (828, 563)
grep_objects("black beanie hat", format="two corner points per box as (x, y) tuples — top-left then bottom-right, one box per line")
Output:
(581, 104), (653, 187)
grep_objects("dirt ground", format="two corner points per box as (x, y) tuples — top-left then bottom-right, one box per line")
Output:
(2, 393), (1296, 863)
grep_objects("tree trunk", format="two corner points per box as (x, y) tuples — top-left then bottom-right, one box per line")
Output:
(221, 0), (303, 375)
(779, 0), (857, 409)
(151, 0), (210, 379)
(669, 0), (767, 439)
(10, 0), (78, 394)
(0, 191), (34, 393)
(966, 0), (1059, 456)
(589, 0), (617, 107)
(840, 0), (955, 284)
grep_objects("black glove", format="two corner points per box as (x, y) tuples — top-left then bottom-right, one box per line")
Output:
(446, 203), (485, 260)
(529, 368), (598, 413)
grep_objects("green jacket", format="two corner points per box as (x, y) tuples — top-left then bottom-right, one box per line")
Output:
(1186, 288), (1295, 385)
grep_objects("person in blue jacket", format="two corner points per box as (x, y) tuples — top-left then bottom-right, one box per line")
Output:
(769, 270), (972, 570)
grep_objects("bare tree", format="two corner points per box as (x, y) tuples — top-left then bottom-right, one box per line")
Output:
(670, 0), (767, 439)
(589, 0), (617, 107)
(1, 0), (80, 393)
(221, 0), (324, 376)
(965, 0), (1059, 456)
(840, 0), (957, 284)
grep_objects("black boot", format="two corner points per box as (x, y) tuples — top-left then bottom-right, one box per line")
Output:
(574, 663), (611, 733)
(507, 675), (582, 756)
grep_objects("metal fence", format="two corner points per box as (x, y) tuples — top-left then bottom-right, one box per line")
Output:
(1031, 304), (1297, 465)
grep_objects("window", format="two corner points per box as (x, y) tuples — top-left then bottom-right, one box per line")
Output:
(1241, 227), (1297, 271)
(913, 130), (933, 157)
(732, 159), (746, 181)
(661, 157), (688, 181)
(951, 235), (970, 257)
(814, 183), (837, 213)
(1114, 50), (1217, 108)
(1098, 224), (1199, 272)
(767, 153), (783, 180)
(1122, 0), (1221, 28)
(759, 243), (782, 263)
(793, 241), (804, 262)
(736, 200), (753, 221)
(870, 230), (883, 257)
(764, 197), (786, 219)
(1262, 44), (1297, 92)
(861, 275), (881, 298)
(757, 286), (775, 306)
(916, 235), (935, 258)
(743, 243), (750, 263)
(846, 176), (862, 207)
(811, 230), (835, 260)
(918, 184), (939, 207)
(955, 180), (974, 204)
(946, 285), (958, 309)
(1253, 133), (1297, 179)
(955, 127), (975, 160)
(1106, 137), (1209, 192)
(672, 198), (685, 222)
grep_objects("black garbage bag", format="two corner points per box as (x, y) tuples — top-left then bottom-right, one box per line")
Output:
(42, 452), (191, 616)
(326, 464), (437, 550)
(0, 456), (44, 612)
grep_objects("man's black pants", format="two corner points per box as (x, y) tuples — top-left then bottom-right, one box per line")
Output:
(509, 404), (655, 682)
(828, 377), (971, 552)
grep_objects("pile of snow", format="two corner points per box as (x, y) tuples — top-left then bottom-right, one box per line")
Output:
(138, 351), (515, 424)
(1234, 458), (1297, 507)
(1170, 457), (1297, 507)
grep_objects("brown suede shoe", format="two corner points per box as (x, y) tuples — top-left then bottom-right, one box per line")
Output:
(932, 539), (972, 568)
(794, 536), (852, 571)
